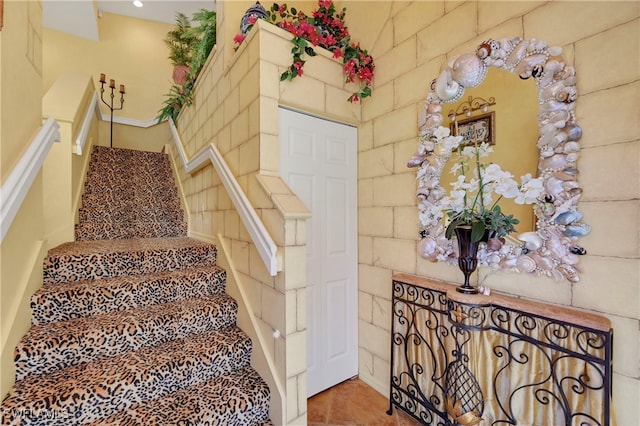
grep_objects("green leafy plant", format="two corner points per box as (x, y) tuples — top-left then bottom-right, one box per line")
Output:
(185, 9), (217, 80)
(157, 83), (193, 123)
(164, 12), (198, 66)
(157, 10), (217, 124)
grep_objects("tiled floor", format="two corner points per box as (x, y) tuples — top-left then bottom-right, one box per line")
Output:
(307, 377), (422, 425)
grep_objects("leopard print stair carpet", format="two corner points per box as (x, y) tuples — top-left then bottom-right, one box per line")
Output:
(31, 265), (226, 325)
(3, 327), (255, 424)
(89, 367), (271, 425)
(76, 146), (188, 240)
(15, 292), (240, 379)
(1, 237), (271, 425)
(42, 237), (217, 284)
(2, 148), (271, 425)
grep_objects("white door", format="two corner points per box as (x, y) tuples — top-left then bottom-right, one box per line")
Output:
(279, 108), (358, 397)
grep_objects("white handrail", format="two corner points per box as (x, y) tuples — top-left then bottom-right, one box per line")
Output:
(95, 101), (162, 129)
(1, 118), (61, 242)
(75, 92), (98, 155)
(76, 91), (165, 156)
(169, 119), (279, 275)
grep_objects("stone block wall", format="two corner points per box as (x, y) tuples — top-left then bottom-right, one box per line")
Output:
(167, 1), (638, 423)
(168, 15), (361, 424)
(344, 1), (639, 424)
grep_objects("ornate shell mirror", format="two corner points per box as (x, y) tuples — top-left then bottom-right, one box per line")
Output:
(408, 37), (590, 283)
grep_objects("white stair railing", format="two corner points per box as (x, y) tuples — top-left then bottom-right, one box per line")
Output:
(1, 118), (61, 242)
(75, 92), (98, 155)
(76, 90), (167, 156)
(169, 119), (279, 276)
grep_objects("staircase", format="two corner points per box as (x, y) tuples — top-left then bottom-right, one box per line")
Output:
(1, 146), (271, 425)
(75, 146), (188, 240)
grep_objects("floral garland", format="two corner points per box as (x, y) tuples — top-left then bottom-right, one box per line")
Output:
(234, 0), (374, 103)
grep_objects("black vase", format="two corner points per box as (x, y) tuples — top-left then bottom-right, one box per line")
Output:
(454, 226), (480, 294)
(240, 2), (269, 35)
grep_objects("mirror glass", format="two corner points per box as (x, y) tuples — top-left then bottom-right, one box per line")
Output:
(409, 37), (590, 282)
(441, 67), (539, 233)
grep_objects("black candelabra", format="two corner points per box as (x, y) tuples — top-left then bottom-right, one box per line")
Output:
(99, 73), (125, 148)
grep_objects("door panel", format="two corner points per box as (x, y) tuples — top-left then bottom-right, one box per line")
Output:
(326, 178), (347, 255)
(279, 108), (358, 397)
(326, 278), (348, 359)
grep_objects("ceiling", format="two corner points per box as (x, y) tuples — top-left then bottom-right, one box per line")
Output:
(43, 0), (217, 41)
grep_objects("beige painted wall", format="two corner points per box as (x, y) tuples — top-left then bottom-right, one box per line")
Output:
(97, 121), (169, 152)
(0, 0), (46, 396)
(343, 1), (639, 425)
(42, 72), (99, 248)
(43, 12), (173, 121)
(43, 12), (174, 152)
(0, 1), (43, 179)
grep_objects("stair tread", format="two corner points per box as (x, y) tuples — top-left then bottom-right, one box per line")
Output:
(79, 205), (182, 216)
(76, 219), (187, 228)
(89, 366), (271, 425)
(32, 265), (226, 325)
(75, 219), (186, 226)
(16, 292), (238, 379)
(77, 214), (185, 223)
(47, 237), (208, 257)
(82, 184), (178, 195)
(74, 222), (188, 239)
(81, 194), (181, 206)
(79, 200), (180, 211)
(2, 327), (252, 425)
(44, 237), (214, 284)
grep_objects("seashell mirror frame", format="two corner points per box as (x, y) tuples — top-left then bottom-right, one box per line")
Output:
(408, 37), (590, 283)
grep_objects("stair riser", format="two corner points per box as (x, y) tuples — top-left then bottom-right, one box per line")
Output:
(74, 222), (188, 240)
(81, 188), (179, 202)
(84, 159), (173, 175)
(32, 267), (226, 325)
(89, 155), (171, 168)
(85, 165), (174, 177)
(82, 183), (178, 197)
(89, 146), (169, 162)
(3, 329), (253, 426)
(86, 163), (174, 174)
(16, 295), (238, 380)
(81, 191), (181, 205)
(78, 208), (184, 223)
(43, 244), (211, 285)
(79, 197), (184, 215)
(86, 166), (173, 181)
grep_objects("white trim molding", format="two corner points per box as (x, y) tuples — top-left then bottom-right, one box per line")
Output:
(1, 118), (61, 242)
(95, 101), (162, 129)
(75, 92), (98, 155)
(169, 119), (279, 276)
(76, 92), (165, 156)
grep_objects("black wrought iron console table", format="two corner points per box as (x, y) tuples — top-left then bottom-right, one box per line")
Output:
(388, 273), (613, 426)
